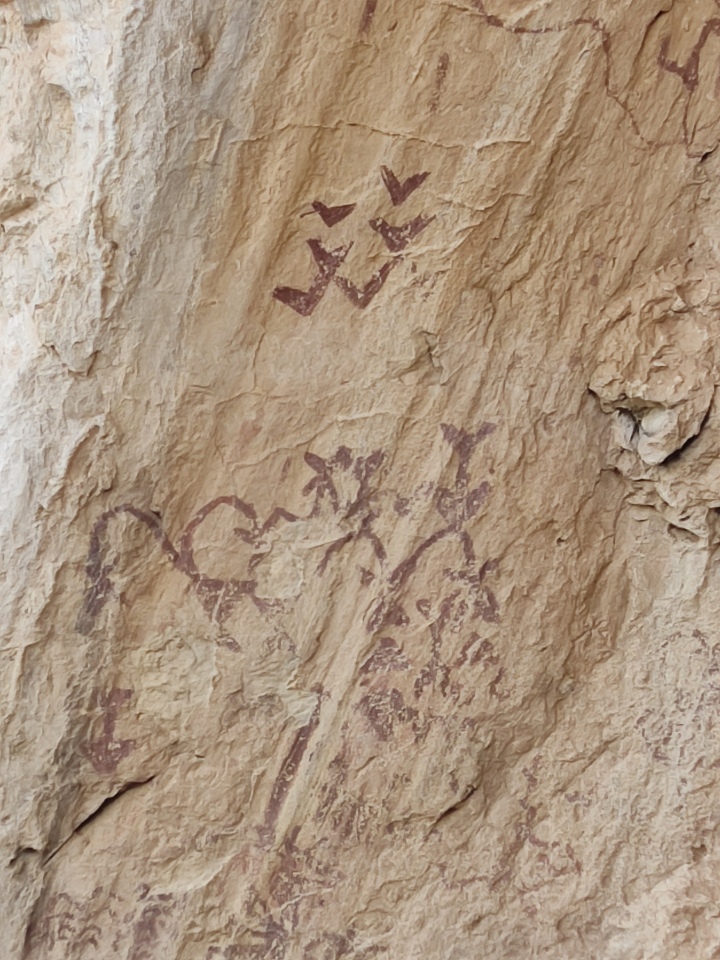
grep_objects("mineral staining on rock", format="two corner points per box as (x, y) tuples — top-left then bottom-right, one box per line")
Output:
(3, 0), (720, 958)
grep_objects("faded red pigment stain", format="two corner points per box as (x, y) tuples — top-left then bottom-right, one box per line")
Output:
(472, 0), (720, 156)
(77, 424), (507, 840)
(129, 891), (177, 960)
(263, 698), (322, 836)
(656, 13), (720, 151)
(359, 0), (377, 35)
(22, 886), (183, 960)
(236, 418), (262, 449)
(23, 892), (103, 955)
(471, 1), (610, 50)
(303, 429), (506, 795)
(380, 165), (430, 206)
(657, 17), (720, 92)
(81, 422), (498, 641)
(635, 628), (720, 765)
(364, 422), (496, 639)
(266, 828), (339, 925)
(369, 214), (435, 253)
(74, 421), (514, 952)
(303, 446), (388, 568)
(76, 494), (304, 634)
(431, 53), (450, 111)
(210, 837), (358, 956)
(358, 687), (417, 741)
(489, 666), (509, 700)
(77, 504), (172, 632)
(80, 687), (135, 775)
(316, 518), (507, 830)
(333, 256), (400, 307)
(78, 421), (501, 719)
(484, 756), (584, 891)
(359, 636), (411, 681)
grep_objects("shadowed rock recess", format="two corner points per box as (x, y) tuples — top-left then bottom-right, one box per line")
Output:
(3, 0), (720, 957)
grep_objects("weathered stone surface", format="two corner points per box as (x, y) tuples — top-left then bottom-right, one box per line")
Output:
(2, 0), (720, 957)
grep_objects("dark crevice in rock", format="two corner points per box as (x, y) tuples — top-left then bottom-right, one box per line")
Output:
(660, 403), (713, 466)
(43, 776), (156, 866)
(431, 784), (478, 828)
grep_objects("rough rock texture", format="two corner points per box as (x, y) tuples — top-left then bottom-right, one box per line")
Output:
(3, 0), (720, 957)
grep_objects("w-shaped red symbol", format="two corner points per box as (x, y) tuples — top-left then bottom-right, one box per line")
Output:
(273, 240), (399, 316)
(273, 240), (353, 317)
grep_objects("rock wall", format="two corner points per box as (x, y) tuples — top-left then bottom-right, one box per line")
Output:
(2, 1), (720, 957)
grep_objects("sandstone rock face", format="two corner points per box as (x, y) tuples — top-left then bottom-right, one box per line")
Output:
(3, 1), (720, 957)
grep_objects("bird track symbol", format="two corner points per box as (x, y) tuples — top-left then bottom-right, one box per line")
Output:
(273, 166), (433, 316)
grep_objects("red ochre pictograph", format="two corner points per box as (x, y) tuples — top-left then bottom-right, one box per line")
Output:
(272, 166), (433, 316)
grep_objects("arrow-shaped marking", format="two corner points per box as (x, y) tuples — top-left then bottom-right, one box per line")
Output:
(301, 200), (357, 227)
(369, 214), (435, 252)
(380, 166), (430, 206)
(333, 258), (400, 308)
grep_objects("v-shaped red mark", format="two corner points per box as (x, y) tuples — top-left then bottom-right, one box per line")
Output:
(302, 200), (357, 227)
(273, 240), (353, 316)
(369, 214), (434, 252)
(333, 258), (399, 308)
(380, 166), (430, 206)
(307, 238), (352, 271)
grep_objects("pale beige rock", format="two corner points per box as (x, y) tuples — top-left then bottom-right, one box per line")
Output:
(2, 1), (720, 958)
